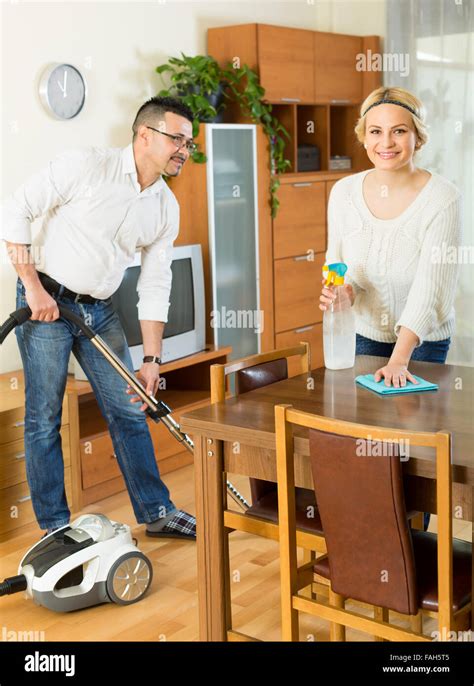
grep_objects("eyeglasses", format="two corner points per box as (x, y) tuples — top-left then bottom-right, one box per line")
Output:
(146, 126), (197, 154)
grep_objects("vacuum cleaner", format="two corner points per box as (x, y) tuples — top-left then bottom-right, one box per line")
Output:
(0, 304), (249, 612)
(0, 514), (152, 611)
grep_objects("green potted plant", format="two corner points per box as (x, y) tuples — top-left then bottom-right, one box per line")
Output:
(156, 53), (225, 147)
(155, 53), (291, 216)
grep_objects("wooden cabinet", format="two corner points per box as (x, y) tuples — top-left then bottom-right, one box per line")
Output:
(275, 323), (323, 376)
(271, 176), (344, 367)
(273, 181), (326, 259)
(67, 346), (232, 508)
(209, 23), (379, 105)
(206, 24), (380, 368)
(257, 25), (314, 103)
(0, 376), (74, 540)
(314, 32), (363, 104)
(274, 252), (325, 333)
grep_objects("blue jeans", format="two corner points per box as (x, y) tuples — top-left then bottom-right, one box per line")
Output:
(15, 279), (176, 531)
(356, 334), (451, 364)
(356, 333), (451, 530)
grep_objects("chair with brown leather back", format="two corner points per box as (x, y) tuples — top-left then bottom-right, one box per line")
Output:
(275, 405), (472, 641)
(210, 345), (327, 640)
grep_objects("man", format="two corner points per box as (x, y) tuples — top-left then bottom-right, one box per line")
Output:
(2, 96), (197, 539)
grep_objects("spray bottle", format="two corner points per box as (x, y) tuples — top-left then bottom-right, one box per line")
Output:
(322, 262), (355, 370)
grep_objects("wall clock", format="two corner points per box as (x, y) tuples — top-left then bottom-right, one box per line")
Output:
(39, 63), (87, 120)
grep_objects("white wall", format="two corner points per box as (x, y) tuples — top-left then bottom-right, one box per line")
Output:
(0, 0), (386, 372)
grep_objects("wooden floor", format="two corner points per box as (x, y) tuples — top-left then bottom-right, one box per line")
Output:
(0, 464), (471, 642)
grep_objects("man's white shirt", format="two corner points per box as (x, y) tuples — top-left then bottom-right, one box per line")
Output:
(1, 144), (180, 321)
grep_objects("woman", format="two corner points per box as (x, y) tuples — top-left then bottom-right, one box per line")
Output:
(320, 86), (462, 388)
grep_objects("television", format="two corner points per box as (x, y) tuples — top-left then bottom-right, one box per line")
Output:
(72, 244), (206, 379)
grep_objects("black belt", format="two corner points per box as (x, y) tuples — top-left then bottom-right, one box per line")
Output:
(37, 272), (106, 305)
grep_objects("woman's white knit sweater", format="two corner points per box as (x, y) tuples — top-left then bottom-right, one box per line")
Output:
(326, 170), (462, 345)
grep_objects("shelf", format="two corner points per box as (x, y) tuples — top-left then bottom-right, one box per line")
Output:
(278, 170), (351, 183)
(330, 104), (368, 173)
(79, 389), (212, 440)
(296, 105), (329, 172)
(67, 344), (232, 397)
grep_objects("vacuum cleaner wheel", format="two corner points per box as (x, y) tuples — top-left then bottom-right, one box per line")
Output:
(106, 552), (153, 605)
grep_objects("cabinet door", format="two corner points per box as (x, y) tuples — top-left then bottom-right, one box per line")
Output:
(80, 433), (122, 489)
(274, 253), (325, 332)
(207, 124), (260, 361)
(273, 182), (326, 259)
(258, 25), (314, 103)
(314, 32), (362, 103)
(275, 323), (323, 374)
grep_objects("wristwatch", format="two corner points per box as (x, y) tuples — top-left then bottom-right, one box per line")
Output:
(143, 355), (162, 365)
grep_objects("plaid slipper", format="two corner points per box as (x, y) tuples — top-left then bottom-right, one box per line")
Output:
(146, 510), (196, 540)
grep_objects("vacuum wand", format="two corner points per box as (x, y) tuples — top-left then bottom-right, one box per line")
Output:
(0, 305), (249, 510)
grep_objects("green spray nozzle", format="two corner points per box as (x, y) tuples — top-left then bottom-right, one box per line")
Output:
(322, 262), (348, 286)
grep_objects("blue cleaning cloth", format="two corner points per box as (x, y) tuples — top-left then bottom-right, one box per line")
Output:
(355, 374), (439, 396)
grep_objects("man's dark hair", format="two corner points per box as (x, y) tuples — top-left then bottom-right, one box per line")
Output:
(132, 96), (194, 140)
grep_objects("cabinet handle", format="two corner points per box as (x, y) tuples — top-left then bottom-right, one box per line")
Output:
(295, 326), (314, 333)
(17, 495), (31, 503)
(293, 254), (310, 262)
(281, 97), (301, 103)
(331, 99), (351, 104)
(14, 452), (26, 460)
(13, 420), (25, 428)
(292, 182), (313, 188)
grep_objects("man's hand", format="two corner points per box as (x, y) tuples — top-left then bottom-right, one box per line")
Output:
(25, 284), (60, 322)
(127, 362), (160, 411)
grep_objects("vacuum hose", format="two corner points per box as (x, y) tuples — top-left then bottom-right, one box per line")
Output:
(0, 575), (27, 596)
(0, 304), (249, 510)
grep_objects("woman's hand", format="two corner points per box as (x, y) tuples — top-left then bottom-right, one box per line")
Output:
(374, 362), (418, 388)
(319, 278), (354, 311)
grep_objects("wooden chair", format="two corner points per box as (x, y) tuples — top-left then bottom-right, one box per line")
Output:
(210, 345), (327, 641)
(275, 404), (472, 641)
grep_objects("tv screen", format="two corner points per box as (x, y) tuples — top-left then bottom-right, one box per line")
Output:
(111, 258), (195, 346)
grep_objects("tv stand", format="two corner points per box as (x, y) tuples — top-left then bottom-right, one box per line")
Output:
(66, 344), (232, 509)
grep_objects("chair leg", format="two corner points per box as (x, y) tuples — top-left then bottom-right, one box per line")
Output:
(373, 606), (389, 641)
(410, 611), (423, 635)
(300, 549), (316, 599)
(328, 587), (346, 641)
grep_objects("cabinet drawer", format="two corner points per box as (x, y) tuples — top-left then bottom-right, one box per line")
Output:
(314, 33), (362, 103)
(0, 427), (71, 490)
(258, 25), (314, 103)
(80, 433), (122, 490)
(275, 323), (323, 375)
(273, 182), (326, 259)
(274, 253), (325, 333)
(0, 467), (72, 536)
(0, 399), (69, 446)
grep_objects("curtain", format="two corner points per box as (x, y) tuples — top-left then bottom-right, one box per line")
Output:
(386, 0), (473, 365)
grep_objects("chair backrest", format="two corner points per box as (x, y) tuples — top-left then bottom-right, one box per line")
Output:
(309, 428), (417, 615)
(235, 358), (288, 395)
(274, 405), (453, 623)
(210, 343), (310, 404)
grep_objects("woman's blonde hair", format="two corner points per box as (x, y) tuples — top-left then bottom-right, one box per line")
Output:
(354, 86), (429, 150)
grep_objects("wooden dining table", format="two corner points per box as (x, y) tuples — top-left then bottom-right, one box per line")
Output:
(180, 355), (474, 641)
